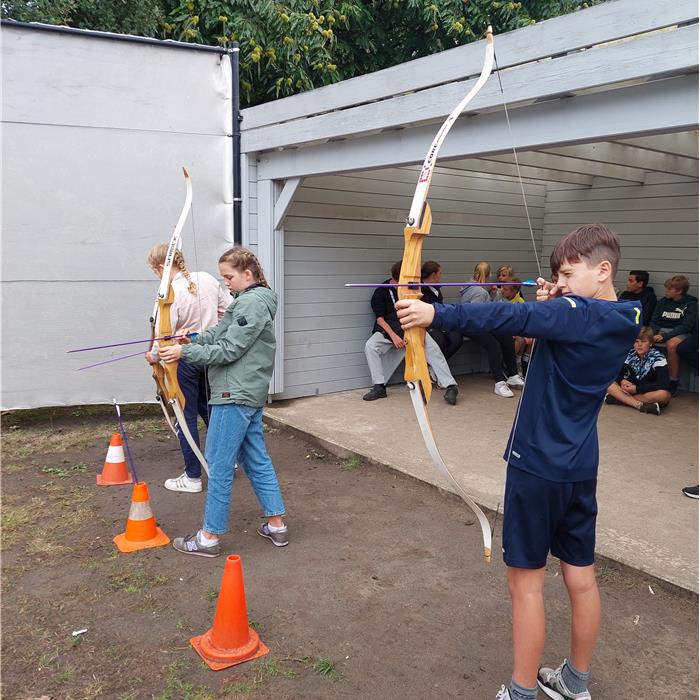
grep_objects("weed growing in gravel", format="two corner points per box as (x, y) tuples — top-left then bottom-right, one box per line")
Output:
(342, 455), (363, 471)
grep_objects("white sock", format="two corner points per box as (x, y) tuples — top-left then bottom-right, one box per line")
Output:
(267, 522), (287, 532)
(185, 475), (201, 482)
(198, 530), (219, 546)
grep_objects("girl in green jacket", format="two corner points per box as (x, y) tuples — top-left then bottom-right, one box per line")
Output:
(159, 247), (288, 556)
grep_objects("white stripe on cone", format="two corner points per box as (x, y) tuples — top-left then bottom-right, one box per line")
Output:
(105, 444), (126, 463)
(127, 501), (155, 521)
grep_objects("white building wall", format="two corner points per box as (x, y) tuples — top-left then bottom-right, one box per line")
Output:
(2, 26), (233, 409)
(278, 166), (546, 399)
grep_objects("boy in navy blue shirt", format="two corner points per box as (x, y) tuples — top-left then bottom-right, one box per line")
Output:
(396, 225), (640, 700)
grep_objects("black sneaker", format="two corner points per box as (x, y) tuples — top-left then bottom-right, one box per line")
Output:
(604, 394), (621, 405)
(639, 402), (661, 415)
(444, 385), (458, 405)
(682, 485), (699, 499)
(172, 531), (220, 557)
(362, 384), (387, 401)
(257, 522), (288, 547)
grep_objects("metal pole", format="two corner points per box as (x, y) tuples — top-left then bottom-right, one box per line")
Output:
(230, 42), (242, 245)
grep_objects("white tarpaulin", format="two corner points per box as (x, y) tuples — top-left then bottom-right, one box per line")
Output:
(2, 25), (235, 409)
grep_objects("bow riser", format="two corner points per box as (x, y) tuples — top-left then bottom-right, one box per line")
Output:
(400, 202), (434, 403)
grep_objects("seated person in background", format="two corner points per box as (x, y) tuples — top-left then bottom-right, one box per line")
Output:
(650, 275), (698, 394)
(459, 262), (523, 398)
(501, 278), (525, 304)
(619, 270), (657, 325)
(677, 307), (698, 369)
(421, 260), (463, 360)
(363, 261), (459, 405)
(605, 326), (671, 415)
(502, 279), (533, 375)
(491, 264), (514, 300)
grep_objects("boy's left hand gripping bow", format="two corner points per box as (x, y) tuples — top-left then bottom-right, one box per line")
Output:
(399, 28), (495, 562)
(148, 168), (209, 476)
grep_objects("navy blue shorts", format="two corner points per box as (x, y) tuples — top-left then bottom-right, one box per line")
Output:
(502, 465), (597, 569)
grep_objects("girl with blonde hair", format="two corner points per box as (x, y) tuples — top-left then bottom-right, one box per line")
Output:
(147, 244), (230, 492)
(459, 262), (524, 397)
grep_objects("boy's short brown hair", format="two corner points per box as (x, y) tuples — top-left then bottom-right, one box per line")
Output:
(549, 224), (621, 276)
(664, 275), (690, 295)
(636, 326), (655, 343)
(391, 261), (403, 281)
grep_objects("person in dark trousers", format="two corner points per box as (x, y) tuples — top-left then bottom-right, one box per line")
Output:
(362, 261), (459, 405)
(396, 224), (640, 700)
(459, 262), (524, 398)
(421, 260), (463, 360)
(605, 326), (671, 415)
(650, 275), (698, 394)
(619, 270), (656, 325)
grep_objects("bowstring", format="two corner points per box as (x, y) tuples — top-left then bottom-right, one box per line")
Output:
(494, 49), (544, 535)
(189, 191), (214, 428)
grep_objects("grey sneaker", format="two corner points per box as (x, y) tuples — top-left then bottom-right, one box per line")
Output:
(538, 663), (591, 700)
(172, 531), (220, 558)
(257, 522), (288, 547)
(495, 685), (512, 699)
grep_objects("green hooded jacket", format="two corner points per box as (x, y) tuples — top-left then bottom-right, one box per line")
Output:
(180, 285), (277, 407)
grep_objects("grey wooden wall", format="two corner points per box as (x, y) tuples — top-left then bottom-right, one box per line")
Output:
(542, 174), (699, 295)
(278, 166), (546, 399)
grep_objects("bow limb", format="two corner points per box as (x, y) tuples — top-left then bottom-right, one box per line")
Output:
(150, 169), (210, 477)
(399, 28), (495, 563)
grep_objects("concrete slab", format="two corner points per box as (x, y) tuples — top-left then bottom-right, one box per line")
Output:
(266, 375), (699, 593)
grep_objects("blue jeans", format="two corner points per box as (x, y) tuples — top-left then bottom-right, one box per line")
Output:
(177, 361), (210, 479)
(203, 403), (286, 535)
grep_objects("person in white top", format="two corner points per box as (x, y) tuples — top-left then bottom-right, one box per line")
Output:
(146, 244), (231, 492)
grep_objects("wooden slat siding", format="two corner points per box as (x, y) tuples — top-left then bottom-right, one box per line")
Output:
(241, 0), (698, 132)
(543, 178), (699, 294)
(276, 166), (545, 399)
(243, 24), (698, 153)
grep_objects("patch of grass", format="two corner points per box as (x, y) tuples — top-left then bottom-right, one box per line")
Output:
(55, 665), (76, 682)
(341, 455), (363, 471)
(596, 564), (636, 589)
(108, 568), (169, 594)
(205, 587), (219, 601)
(221, 657), (298, 696)
(1, 497), (45, 547)
(297, 655), (342, 681)
(0, 461), (25, 474)
(42, 462), (88, 478)
(312, 655), (340, 681)
(25, 532), (72, 556)
(153, 657), (215, 700)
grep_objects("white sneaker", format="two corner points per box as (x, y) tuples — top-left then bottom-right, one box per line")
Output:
(494, 381), (515, 398)
(495, 686), (512, 700)
(164, 472), (202, 493)
(506, 374), (525, 388)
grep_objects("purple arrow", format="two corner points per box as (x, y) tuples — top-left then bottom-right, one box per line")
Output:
(345, 280), (537, 288)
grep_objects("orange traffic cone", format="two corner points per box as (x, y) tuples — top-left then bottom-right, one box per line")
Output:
(191, 555), (269, 670)
(113, 482), (170, 552)
(97, 433), (132, 486)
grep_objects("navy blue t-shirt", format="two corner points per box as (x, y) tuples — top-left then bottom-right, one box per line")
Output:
(432, 296), (641, 482)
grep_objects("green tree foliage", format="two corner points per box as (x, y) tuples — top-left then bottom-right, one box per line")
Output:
(2, 0), (603, 106)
